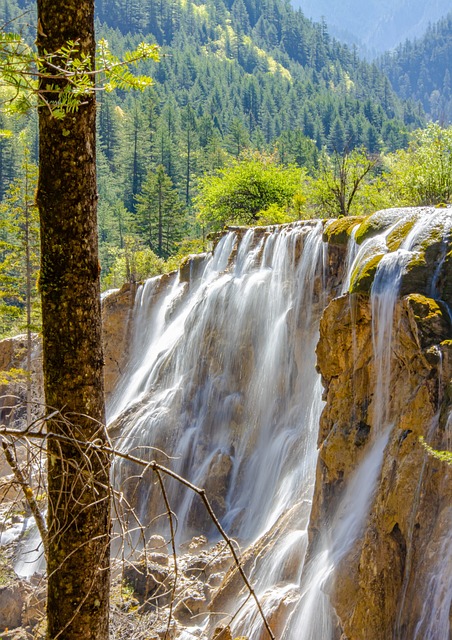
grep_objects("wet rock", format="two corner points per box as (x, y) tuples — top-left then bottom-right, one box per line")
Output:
(102, 282), (137, 401)
(207, 572), (224, 588)
(211, 626), (233, 640)
(180, 535), (209, 554)
(148, 535), (168, 553)
(258, 586), (300, 639)
(323, 216), (364, 246)
(313, 289), (452, 639)
(179, 253), (209, 284)
(354, 208), (416, 245)
(123, 558), (172, 607)
(21, 581), (45, 628)
(173, 590), (209, 623)
(0, 334), (43, 432)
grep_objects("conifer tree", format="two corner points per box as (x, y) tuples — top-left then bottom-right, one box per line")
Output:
(136, 164), (185, 258)
(0, 142), (39, 338)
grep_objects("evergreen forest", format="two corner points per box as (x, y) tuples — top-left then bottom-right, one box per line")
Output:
(2, 0), (452, 338)
(379, 12), (452, 125)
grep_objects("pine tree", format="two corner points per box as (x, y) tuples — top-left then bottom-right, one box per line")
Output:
(36, 2), (111, 637)
(136, 164), (185, 258)
(0, 143), (40, 338)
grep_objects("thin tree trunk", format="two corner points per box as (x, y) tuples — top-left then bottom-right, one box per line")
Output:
(36, 3), (110, 639)
(24, 159), (33, 490)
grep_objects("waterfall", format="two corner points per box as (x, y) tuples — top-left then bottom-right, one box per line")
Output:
(110, 221), (327, 546)
(108, 209), (451, 639)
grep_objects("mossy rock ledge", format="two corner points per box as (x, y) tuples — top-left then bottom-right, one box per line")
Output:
(347, 207), (452, 306)
(323, 216), (364, 246)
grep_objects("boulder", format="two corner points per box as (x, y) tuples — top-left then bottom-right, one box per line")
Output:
(0, 583), (24, 630)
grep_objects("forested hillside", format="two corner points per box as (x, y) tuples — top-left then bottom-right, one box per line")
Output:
(379, 13), (452, 124)
(292, 0), (451, 56)
(0, 0), (428, 335)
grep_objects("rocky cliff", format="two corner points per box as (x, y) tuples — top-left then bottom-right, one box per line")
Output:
(310, 208), (451, 639)
(314, 292), (451, 639)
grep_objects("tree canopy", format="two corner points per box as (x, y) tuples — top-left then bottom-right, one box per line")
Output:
(195, 152), (307, 230)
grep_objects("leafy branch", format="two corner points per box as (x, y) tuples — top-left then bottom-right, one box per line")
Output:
(419, 436), (452, 466)
(0, 31), (158, 118)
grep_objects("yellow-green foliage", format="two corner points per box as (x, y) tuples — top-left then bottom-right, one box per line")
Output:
(0, 367), (28, 386)
(195, 151), (307, 231)
(419, 437), (452, 466)
(383, 123), (452, 206)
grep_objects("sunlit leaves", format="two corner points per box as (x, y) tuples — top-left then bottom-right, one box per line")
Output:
(383, 123), (452, 205)
(195, 151), (307, 230)
(0, 30), (158, 118)
(97, 38), (158, 94)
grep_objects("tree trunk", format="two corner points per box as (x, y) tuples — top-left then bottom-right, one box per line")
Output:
(36, 3), (110, 639)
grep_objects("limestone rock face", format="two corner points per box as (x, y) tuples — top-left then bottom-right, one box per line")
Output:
(314, 290), (452, 639)
(102, 282), (137, 402)
(0, 282), (139, 421)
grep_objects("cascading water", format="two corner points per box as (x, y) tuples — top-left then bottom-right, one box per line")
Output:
(110, 221), (327, 548)
(108, 208), (451, 639)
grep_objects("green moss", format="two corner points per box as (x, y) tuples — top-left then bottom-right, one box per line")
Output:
(354, 209), (418, 245)
(322, 216), (364, 246)
(399, 220), (451, 297)
(350, 252), (385, 294)
(415, 224), (448, 253)
(386, 218), (416, 251)
(406, 294), (442, 320)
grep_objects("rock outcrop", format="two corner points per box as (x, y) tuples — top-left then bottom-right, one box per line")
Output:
(313, 291), (451, 639)
(102, 282), (137, 402)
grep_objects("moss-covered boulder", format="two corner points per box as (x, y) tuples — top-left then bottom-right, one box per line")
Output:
(405, 294), (451, 349)
(350, 252), (385, 293)
(322, 216), (364, 246)
(386, 217), (417, 251)
(346, 207), (452, 303)
(354, 208), (419, 245)
(399, 209), (452, 305)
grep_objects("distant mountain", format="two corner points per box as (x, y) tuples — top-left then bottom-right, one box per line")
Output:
(0, 0), (426, 219)
(379, 13), (452, 123)
(291, 0), (451, 55)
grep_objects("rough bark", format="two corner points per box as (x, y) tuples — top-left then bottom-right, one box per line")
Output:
(36, 2), (110, 639)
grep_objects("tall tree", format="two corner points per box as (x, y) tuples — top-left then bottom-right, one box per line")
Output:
(0, 145), (40, 339)
(35, 2), (110, 639)
(136, 164), (185, 258)
(310, 146), (378, 217)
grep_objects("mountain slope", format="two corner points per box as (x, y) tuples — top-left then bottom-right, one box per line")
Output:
(94, 0), (422, 156)
(291, 0), (451, 55)
(379, 13), (452, 124)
